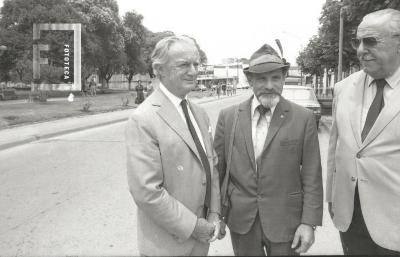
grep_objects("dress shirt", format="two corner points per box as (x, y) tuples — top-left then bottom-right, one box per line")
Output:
(159, 83), (206, 151)
(361, 66), (400, 130)
(251, 95), (277, 159)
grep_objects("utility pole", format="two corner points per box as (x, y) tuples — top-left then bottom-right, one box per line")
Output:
(338, 7), (344, 82)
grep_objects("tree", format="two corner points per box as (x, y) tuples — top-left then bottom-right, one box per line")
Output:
(0, 0), (83, 86)
(72, 0), (126, 89)
(122, 10), (146, 90)
(297, 0), (400, 79)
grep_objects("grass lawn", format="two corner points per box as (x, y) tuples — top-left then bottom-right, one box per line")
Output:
(0, 91), (138, 129)
(0, 89), (214, 129)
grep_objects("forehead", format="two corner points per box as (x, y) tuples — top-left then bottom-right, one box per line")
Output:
(357, 17), (391, 37)
(167, 41), (200, 63)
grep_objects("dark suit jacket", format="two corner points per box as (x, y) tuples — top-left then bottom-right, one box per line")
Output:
(214, 96), (323, 242)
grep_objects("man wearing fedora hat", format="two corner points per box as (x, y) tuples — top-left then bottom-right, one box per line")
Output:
(214, 43), (323, 255)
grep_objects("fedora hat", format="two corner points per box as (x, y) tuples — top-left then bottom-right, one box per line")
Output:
(243, 44), (290, 74)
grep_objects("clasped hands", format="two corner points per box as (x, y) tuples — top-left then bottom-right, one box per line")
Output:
(191, 212), (222, 243)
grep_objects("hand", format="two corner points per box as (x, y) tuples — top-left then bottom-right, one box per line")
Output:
(217, 219), (227, 240)
(207, 212), (221, 242)
(291, 224), (315, 254)
(328, 202), (334, 219)
(191, 218), (215, 243)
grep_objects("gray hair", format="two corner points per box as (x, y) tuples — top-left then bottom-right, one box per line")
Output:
(151, 35), (198, 78)
(362, 8), (400, 36)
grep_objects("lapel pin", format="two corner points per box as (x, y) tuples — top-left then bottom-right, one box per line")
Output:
(280, 115), (284, 118)
(177, 165), (184, 172)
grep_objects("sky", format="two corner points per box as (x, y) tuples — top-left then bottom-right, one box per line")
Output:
(0, 0), (327, 65)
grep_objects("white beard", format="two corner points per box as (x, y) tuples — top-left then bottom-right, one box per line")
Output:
(258, 94), (280, 108)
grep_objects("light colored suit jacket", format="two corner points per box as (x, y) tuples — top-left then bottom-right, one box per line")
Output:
(214, 96), (323, 242)
(125, 88), (220, 256)
(326, 70), (400, 251)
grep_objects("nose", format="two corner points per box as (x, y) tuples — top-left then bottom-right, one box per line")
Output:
(187, 63), (198, 75)
(265, 79), (274, 89)
(357, 41), (369, 56)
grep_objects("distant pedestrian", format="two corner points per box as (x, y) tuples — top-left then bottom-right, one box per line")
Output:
(221, 83), (226, 95)
(81, 80), (88, 97)
(226, 83), (233, 96)
(135, 80), (144, 104)
(216, 84), (222, 98)
(233, 82), (237, 95)
(89, 77), (97, 97)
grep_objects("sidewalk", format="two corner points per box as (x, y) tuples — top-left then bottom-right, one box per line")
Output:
(0, 91), (247, 151)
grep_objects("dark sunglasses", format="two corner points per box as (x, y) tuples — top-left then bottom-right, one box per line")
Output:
(350, 37), (380, 50)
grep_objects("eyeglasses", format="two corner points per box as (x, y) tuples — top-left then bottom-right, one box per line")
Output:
(350, 37), (381, 50)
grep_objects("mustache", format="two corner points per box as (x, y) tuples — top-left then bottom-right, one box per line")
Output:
(258, 90), (280, 95)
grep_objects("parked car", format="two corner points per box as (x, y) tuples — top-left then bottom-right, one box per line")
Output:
(281, 85), (321, 128)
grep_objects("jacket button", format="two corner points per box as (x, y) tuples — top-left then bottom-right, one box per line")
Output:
(356, 153), (361, 159)
(351, 176), (356, 182)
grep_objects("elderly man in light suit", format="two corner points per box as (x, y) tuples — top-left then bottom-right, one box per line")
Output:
(214, 43), (323, 256)
(125, 35), (220, 256)
(327, 9), (400, 255)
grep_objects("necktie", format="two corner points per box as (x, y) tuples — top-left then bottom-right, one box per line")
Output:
(181, 100), (211, 216)
(255, 105), (270, 160)
(361, 79), (386, 142)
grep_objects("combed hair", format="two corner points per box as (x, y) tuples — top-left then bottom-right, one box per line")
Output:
(363, 8), (400, 35)
(151, 35), (198, 78)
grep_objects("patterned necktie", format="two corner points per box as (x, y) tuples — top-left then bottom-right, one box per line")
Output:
(255, 105), (270, 160)
(361, 79), (386, 142)
(181, 100), (211, 215)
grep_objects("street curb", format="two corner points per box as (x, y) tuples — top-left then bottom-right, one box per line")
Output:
(0, 92), (248, 151)
(0, 117), (128, 151)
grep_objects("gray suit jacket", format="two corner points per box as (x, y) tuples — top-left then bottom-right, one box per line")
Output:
(214, 96), (323, 242)
(126, 88), (220, 256)
(326, 70), (400, 251)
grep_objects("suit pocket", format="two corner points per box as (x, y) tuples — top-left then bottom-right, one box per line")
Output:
(279, 139), (299, 154)
(288, 191), (302, 197)
(287, 191), (303, 209)
(280, 139), (299, 146)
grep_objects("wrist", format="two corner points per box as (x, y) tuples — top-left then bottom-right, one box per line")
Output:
(302, 223), (317, 230)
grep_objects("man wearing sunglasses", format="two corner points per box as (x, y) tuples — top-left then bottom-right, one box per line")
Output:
(327, 9), (400, 255)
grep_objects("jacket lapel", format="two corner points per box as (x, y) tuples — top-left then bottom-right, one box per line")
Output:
(361, 83), (400, 148)
(154, 89), (201, 162)
(348, 73), (366, 148)
(238, 97), (256, 171)
(262, 98), (289, 152)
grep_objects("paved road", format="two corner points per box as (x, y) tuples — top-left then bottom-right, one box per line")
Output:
(0, 92), (342, 256)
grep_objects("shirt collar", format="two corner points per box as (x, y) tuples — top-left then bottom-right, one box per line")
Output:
(251, 94), (277, 117)
(159, 82), (187, 108)
(367, 65), (400, 89)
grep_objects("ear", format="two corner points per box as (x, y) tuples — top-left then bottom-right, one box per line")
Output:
(152, 63), (163, 78)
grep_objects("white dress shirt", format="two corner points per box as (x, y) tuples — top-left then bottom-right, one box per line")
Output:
(361, 66), (400, 130)
(159, 83), (206, 151)
(251, 95), (277, 160)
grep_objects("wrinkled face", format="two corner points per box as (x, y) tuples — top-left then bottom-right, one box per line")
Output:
(356, 19), (400, 79)
(159, 41), (200, 98)
(247, 69), (285, 108)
